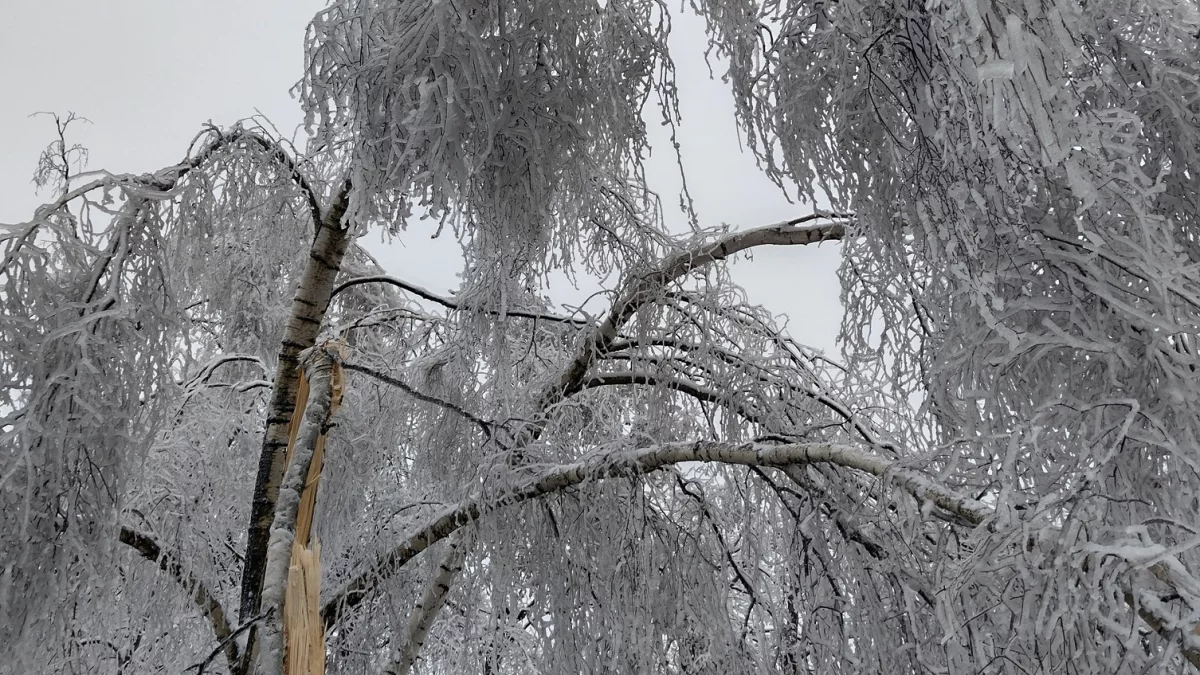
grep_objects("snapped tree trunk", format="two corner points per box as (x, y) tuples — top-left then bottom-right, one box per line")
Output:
(240, 180), (352, 625)
(256, 343), (342, 675)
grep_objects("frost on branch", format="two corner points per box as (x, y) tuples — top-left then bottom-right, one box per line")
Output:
(300, 0), (679, 291)
(699, 0), (1200, 671)
(11, 1), (1200, 672)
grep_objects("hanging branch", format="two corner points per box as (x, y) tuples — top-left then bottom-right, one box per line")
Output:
(118, 526), (240, 675)
(528, 216), (848, 433)
(3, 126), (321, 279)
(357, 215), (852, 671)
(321, 440), (987, 628)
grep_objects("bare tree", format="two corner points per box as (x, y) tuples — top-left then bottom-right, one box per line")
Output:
(3, 1), (1200, 674)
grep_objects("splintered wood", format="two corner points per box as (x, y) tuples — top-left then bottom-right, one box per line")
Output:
(282, 346), (345, 675)
(285, 540), (324, 675)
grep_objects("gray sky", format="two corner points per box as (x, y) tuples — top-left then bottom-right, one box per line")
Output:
(0, 1), (843, 354)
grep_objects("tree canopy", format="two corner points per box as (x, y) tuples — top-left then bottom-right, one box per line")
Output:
(3, 0), (1200, 673)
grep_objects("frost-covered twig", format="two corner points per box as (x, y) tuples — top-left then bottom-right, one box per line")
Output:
(342, 361), (495, 437)
(331, 275), (589, 326)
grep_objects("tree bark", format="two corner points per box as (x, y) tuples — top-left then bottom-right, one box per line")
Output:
(256, 344), (341, 675)
(240, 180), (353, 625)
(385, 538), (467, 675)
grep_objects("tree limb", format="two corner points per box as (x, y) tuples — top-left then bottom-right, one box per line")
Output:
(384, 538), (468, 675)
(4, 125), (322, 279)
(531, 216), (848, 426)
(118, 526), (239, 674)
(330, 275), (588, 326)
(342, 361), (495, 437)
(321, 439), (982, 628)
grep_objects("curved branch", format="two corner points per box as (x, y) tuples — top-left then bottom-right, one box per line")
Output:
(321, 440), (985, 628)
(580, 372), (768, 431)
(4, 125), (324, 278)
(330, 275), (588, 326)
(118, 526), (239, 674)
(533, 216), (848, 419)
(342, 361), (495, 437)
(603, 336), (892, 450)
(228, 130), (324, 231)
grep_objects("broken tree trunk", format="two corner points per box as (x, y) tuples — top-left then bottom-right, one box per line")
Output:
(256, 342), (343, 675)
(283, 350), (343, 675)
(239, 179), (351, 627)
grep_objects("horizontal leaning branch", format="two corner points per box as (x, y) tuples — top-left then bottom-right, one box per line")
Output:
(321, 440), (988, 627)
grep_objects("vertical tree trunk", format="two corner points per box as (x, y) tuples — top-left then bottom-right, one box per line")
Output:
(236, 182), (351, 675)
(240, 180), (352, 624)
(256, 344), (340, 675)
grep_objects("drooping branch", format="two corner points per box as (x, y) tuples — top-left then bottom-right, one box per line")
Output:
(531, 216), (848, 422)
(321, 440), (984, 628)
(223, 129), (324, 232)
(4, 125), (322, 279)
(608, 331), (896, 452)
(118, 526), (239, 675)
(342, 361), (495, 437)
(330, 275), (588, 326)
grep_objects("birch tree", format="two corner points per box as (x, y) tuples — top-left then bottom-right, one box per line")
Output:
(3, 0), (1200, 674)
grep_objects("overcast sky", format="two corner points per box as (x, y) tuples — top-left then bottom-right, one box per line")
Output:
(0, 1), (843, 354)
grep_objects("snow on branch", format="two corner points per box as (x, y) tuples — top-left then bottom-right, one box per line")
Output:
(321, 439), (983, 628)
(524, 215), (849, 438)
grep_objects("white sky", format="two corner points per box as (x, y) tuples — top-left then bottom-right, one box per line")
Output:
(0, 1), (843, 354)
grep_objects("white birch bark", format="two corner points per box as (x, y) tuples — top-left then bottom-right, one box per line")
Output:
(256, 344), (340, 675)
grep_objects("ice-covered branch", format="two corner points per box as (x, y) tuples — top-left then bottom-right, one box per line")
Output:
(3, 125), (322, 279)
(118, 526), (239, 674)
(321, 439), (983, 627)
(341, 361), (495, 436)
(521, 215), (848, 444)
